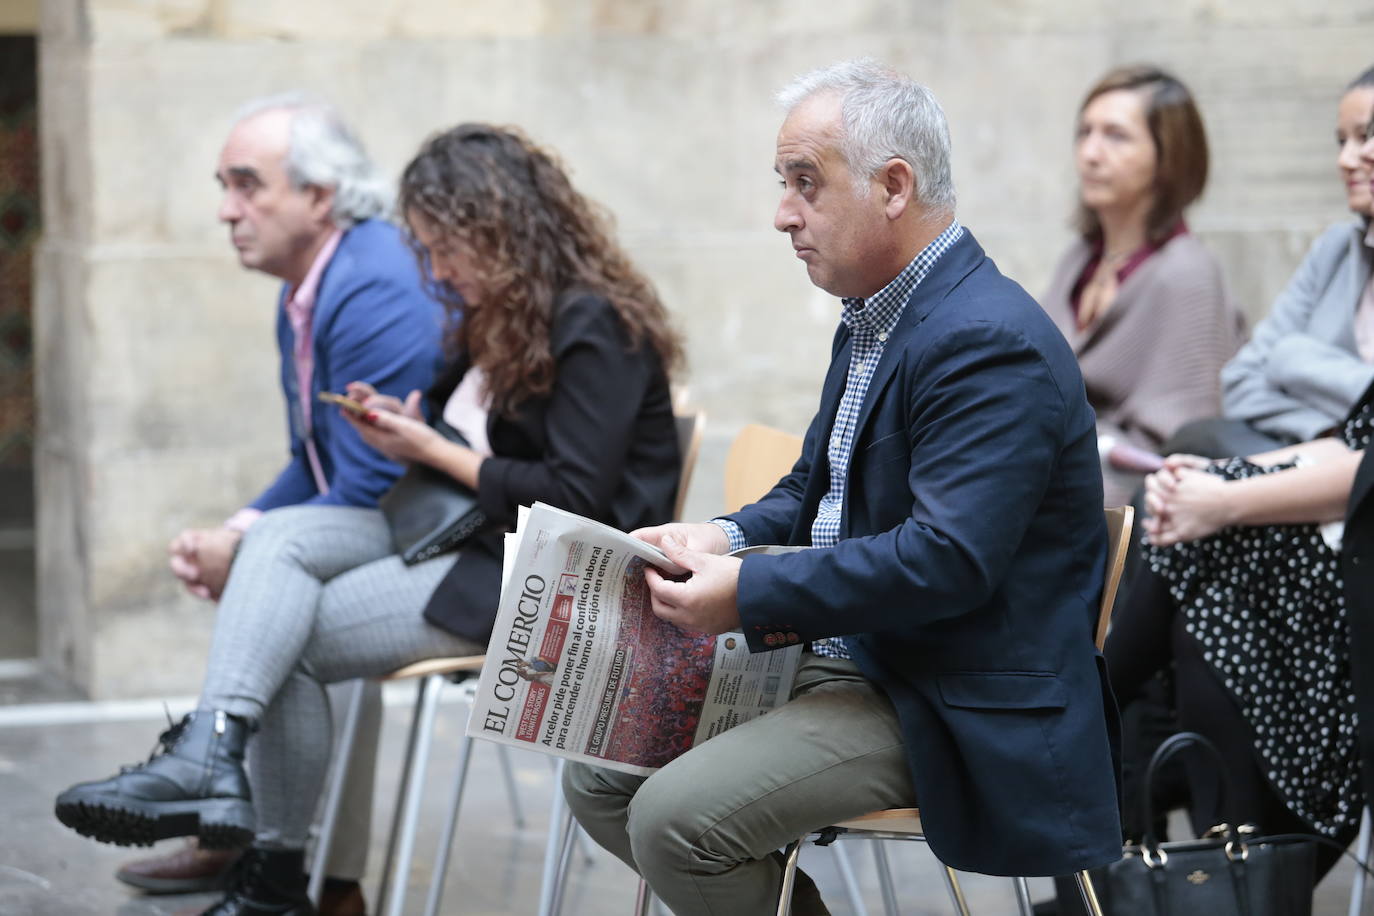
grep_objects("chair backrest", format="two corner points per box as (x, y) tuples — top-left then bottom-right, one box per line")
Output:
(723, 423), (804, 514)
(673, 410), (707, 521)
(1097, 506), (1134, 650)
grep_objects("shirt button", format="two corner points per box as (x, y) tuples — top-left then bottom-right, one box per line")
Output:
(878, 332), (889, 342)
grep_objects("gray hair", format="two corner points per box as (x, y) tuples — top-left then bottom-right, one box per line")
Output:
(232, 93), (390, 228)
(777, 59), (956, 212)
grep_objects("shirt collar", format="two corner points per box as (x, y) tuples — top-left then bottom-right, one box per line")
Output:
(285, 228), (345, 318)
(840, 219), (964, 338)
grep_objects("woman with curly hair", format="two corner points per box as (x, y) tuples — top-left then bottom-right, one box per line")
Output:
(53, 124), (684, 915)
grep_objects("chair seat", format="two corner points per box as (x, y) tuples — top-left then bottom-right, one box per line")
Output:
(833, 807), (924, 834)
(380, 654), (485, 682)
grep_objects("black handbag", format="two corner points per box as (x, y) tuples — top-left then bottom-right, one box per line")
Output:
(378, 420), (487, 565)
(1089, 731), (1317, 916)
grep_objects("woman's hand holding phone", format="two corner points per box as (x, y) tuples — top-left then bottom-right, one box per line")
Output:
(340, 384), (437, 465)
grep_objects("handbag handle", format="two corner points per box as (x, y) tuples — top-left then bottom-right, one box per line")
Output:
(1140, 731), (1242, 862)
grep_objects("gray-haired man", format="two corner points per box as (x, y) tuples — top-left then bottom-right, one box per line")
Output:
(564, 60), (1121, 915)
(112, 95), (444, 916)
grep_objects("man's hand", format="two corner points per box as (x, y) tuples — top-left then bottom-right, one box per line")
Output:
(643, 534), (743, 636)
(168, 526), (242, 601)
(632, 521), (730, 556)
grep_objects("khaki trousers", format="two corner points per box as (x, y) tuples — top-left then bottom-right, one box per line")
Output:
(563, 654), (916, 916)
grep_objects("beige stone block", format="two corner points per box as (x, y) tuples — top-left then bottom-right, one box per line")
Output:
(34, 440), (94, 694)
(37, 44), (93, 244)
(1197, 227), (1329, 329)
(629, 235), (834, 433)
(935, 32), (1109, 243)
(77, 256), (284, 456)
(1113, 0), (1373, 28)
(393, 0), (547, 39)
(85, 43), (285, 246)
(83, 453), (278, 611)
(538, 0), (939, 37)
(32, 244), (93, 459)
(91, 602), (214, 698)
(38, 0), (90, 44)
(86, 0), (214, 41)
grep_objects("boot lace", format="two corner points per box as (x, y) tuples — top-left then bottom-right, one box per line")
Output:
(118, 707), (190, 774)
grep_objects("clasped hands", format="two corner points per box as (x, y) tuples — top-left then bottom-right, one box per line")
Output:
(1142, 453), (1232, 547)
(633, 522), (743, 636)
(168, 526), (241, 601)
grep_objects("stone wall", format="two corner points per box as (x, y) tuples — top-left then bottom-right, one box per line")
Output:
(35, 0), (1374, 696)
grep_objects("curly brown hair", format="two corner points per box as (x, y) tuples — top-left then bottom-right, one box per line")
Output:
(398, 124), (682, 412)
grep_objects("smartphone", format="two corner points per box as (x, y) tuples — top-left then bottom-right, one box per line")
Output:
(317, 391), (368, 416)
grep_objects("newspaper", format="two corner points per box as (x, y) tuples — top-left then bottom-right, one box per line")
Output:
(466, 502), (803, 776)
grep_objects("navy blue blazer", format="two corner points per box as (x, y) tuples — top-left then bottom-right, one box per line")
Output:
(727, 229), (1122, 877)
(252, 219), (446, 512)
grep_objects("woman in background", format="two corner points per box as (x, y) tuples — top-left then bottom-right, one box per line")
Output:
(1041, 65), (1246, 506)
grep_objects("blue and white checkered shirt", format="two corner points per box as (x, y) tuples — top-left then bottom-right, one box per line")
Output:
(717, 220), (964, 659)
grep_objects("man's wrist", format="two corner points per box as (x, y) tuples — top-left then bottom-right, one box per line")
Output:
(224, 508), (262, 533)
(709, 518), (747, 553)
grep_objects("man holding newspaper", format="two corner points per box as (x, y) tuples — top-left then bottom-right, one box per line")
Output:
(562, 60), (1123, 914)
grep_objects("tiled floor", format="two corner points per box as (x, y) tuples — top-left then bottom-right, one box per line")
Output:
(0, 684), (1368, 915)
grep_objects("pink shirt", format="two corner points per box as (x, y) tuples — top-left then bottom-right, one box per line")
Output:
(442, 366), (494, 457)
(225, 230), (344, 533)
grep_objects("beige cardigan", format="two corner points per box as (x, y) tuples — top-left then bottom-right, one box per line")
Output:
(1042, 233), (1247, 505)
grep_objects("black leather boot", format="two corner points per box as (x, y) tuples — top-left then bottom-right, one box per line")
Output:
(54, 708), (255, 848)
(202, 846), (315, 916)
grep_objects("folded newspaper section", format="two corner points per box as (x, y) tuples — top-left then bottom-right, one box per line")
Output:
(467, 502), (803, 776)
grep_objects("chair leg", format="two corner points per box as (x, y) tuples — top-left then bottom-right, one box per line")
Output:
(381, 673), (445, 916)
(1350, 806), (1372, 916)
(1073, 870), (1105, 916)
(872, 843), (899, 916)
(775, 839), (804, 916)
(940, 867), (971, 916)
(1012, 876), (1034, 916)
(831, 842), (869, 916)
(537, 759), (575, 916)
(496, 741), (527, 828)
(549, 805), (579, 916)
(376, 676), (431, 911)
(307, 678), (365, 905)
(633, 877), (654, 916)
(420, 704), (478, 916)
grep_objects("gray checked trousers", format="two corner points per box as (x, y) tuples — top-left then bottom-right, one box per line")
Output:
(199, 505), (483, 852)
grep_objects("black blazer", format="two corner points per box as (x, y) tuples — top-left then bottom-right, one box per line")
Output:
(1341, 446), (1374, 807)
(726, 230), (1122, 877)
(420, 291), (680, 644)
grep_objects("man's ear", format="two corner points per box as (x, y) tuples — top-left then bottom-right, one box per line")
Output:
(307, 183), (337, 225)
(879, 158), (916, 220)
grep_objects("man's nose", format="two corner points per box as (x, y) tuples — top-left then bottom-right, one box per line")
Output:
(217, 192), (240, 224)
(774, 195), (801, 233)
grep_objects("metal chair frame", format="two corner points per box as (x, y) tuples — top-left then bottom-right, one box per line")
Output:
(310, 655), (506, 916)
